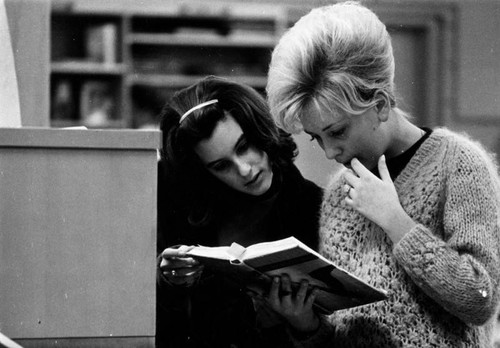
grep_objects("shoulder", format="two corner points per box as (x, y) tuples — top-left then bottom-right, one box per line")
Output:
(430, 128), (500, 200)
(281, 163), (324, 198)
(431, 128), (495, 158)
(278, 163), (323, 249)
(431, 128), (499, 177)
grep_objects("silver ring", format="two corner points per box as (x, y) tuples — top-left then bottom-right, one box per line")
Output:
(344, 184), (351, 194)
(171, 270), (177, 276)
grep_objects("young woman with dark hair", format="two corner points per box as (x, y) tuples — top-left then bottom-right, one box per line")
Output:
(156, 76), (324, 348)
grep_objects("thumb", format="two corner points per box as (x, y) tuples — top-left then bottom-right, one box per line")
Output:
(378, 155), (392, 182)
(159, 257), (168, 268)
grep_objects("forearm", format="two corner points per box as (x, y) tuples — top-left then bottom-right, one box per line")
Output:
(380, 206), (417, 245)
(393, 224), (500, 324)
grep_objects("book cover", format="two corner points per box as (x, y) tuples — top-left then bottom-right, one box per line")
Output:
(79, 81), (115, 127)
(187, 237), (387, 314)
(85, 23), (117, 64)
(51, 79), (75, 121)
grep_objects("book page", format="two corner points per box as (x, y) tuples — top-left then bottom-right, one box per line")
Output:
(188, 236), (301, 261)
(187, 245), (231, 260)
(243, 240), (388, 312)
(187, 236), (387, 313)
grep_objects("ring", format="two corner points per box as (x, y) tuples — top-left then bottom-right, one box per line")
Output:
(171, 270), (177, 276)
(343, 184), (351, 194)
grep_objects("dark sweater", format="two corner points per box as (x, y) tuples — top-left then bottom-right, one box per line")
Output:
(156, 162), (323, 348)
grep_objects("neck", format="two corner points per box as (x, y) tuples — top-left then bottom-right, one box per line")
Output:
(386, 116), (423, 158)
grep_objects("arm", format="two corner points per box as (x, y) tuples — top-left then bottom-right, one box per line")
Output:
(345, 151), (500, 324)
(393, 147), (500, 324)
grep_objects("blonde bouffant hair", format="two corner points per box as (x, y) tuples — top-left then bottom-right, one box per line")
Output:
(267, 1), (405, 133)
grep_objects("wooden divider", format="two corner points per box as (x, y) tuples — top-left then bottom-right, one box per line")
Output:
(0, 128), (160, 348)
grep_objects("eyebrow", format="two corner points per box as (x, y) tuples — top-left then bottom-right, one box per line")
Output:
(205, 133), (246, 168)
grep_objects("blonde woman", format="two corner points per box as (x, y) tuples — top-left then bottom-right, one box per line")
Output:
(267, 2), (500, 347)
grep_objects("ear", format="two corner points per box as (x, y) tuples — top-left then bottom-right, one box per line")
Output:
(374, 92), (390, 122)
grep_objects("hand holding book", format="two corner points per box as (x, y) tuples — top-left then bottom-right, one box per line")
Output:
(185, 236), (387, 314)
(266, 273), (321, 333)
(158, 245), (204, 287)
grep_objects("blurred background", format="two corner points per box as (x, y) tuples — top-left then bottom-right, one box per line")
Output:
(4, 0), (500, 185)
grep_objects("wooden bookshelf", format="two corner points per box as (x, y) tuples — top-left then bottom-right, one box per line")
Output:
(50, 1), (287, 129)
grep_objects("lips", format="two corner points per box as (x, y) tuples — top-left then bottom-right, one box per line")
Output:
(336, 157), (351, 168)
(245, 172), (261, 187)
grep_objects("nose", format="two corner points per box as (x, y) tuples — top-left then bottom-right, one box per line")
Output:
(234, 158), (252, 177)
(322, 139), (338, 160)
(324, 147), (337, 160)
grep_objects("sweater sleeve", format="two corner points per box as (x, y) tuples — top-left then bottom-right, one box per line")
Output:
(393, 143), (500, 325)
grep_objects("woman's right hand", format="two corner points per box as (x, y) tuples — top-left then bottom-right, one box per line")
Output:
(158, 245), (204, 287)
(265, 274), (320, 333)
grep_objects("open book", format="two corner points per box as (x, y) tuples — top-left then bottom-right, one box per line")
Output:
(187, 236), (387, 314)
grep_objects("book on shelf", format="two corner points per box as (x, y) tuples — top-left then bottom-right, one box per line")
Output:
(51, 79), (75, 121)
(85, 23), (118, 64)
(80, 81), (115, 127)
(186, 236), (387, 314)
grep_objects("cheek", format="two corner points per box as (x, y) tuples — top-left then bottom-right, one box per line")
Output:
(213, 171), (233, 185)
(245, 148), (267, 166)
(260, 151), (271, 169)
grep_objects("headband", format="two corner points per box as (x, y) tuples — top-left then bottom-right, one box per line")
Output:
(179, 99), (218, 124)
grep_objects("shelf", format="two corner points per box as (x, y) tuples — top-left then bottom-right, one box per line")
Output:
(51, 119), (126, 129)
(128, 33), (277, 48)
(127, 74), (268, 89)
(51, 61), (127, 75)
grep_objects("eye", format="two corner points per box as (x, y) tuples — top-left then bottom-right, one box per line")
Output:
(328, 128), (346, 138)
(210, 161), (230, 172)
(235, 137), (251, 154)
(309, 134), (324, 148)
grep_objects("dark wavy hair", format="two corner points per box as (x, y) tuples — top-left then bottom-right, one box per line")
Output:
(159, 76), (298, 226)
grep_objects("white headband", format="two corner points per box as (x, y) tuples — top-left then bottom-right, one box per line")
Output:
(179, 99), (218, 124)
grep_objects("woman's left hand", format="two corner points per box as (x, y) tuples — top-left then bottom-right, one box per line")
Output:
(343, 155), (416, 244)
(265, 274), (319, 333)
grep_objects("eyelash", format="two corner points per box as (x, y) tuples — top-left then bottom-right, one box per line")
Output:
(212, 161), (230, 172)
(309, 129), (346, 143)
(236, 138), (250, 154)
(329, 129), (345, 137)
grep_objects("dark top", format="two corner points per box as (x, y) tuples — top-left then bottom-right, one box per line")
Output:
(373, 127), (432, 180)
(156, 162), (323, 348)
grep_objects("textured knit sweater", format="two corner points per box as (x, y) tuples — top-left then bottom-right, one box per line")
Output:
(296, 128), (500, 348)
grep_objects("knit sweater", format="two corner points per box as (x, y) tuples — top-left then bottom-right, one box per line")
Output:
(298, 128), (500, 347)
